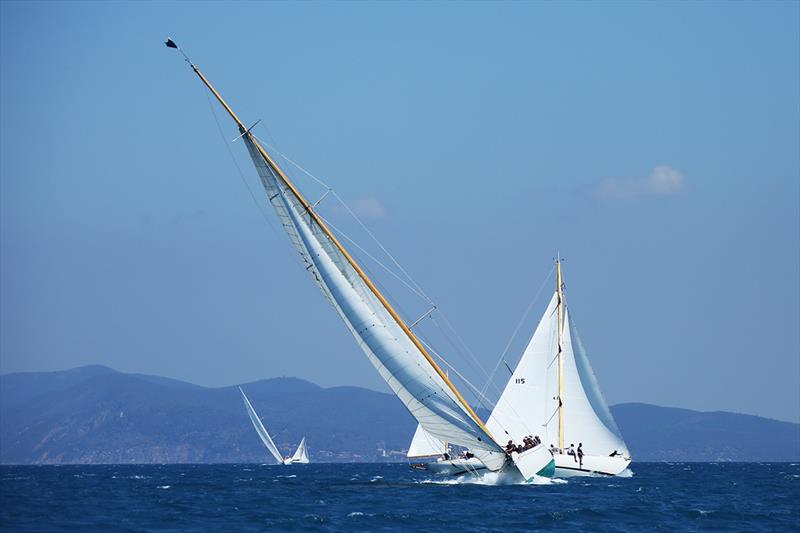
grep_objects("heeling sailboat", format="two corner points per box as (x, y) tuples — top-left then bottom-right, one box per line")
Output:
(239, 387), (288, 465)
(487, 259), (631, 477)
(165, 39), (553, 481)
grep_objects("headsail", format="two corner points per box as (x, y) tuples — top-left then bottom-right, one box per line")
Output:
(239, 387), (284, 464)
(487, 293), (560, 446)
(172, 51), (506, 465)
(407, 423), (447, 459)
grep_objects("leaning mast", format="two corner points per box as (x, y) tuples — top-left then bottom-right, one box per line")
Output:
(165, 38), (494, 442)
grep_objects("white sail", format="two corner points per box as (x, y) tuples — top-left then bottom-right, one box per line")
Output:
(240, 135), (505, 464)
(487, 293), (560, 447)
(487, 289), (628, 457)
(561, 309), (628, 456)
(407, 423), (447, 458)
(239, 387), (284, 464)
(290, 437), (310, 464)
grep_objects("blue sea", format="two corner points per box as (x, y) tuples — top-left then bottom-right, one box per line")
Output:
(1, 463), (798, 531)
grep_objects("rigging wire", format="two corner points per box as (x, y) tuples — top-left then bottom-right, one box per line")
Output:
(247, 138), (542, 434)
(235, 127), (544, 442)
(315, 213), (433, 303)
(252, 136), (437, 307)
(203, 91), (280, 237)
(479, 265), (555, 402)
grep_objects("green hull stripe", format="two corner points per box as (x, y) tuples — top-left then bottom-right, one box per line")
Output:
(535, 459), (556, 478)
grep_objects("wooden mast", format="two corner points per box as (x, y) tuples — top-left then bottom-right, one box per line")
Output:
(556, 256), (565, 450)
(182, 56), (495, 443)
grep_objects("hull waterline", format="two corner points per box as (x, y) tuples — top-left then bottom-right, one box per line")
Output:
(553, 453), (631, 477)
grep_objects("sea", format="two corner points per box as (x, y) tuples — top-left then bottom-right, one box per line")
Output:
(1, 463), (797, 532)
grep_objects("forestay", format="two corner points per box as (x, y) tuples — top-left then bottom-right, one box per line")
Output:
(240, 134), (505, 462)
(487, 293), (560, 446)
(239, 387), (284, 464)
(407, 423), (447, 458)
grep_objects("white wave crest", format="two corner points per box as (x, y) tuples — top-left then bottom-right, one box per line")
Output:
(418, 471), (568, 486)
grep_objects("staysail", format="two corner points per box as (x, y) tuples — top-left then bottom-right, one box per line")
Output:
(175, 51), (506, 468)
(239, 387), (284, 464)
(290, 437), (310, 464)
(407, 423), (447, 459)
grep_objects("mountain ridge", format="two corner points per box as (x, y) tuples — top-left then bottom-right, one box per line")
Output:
(1, 366), (797, 464)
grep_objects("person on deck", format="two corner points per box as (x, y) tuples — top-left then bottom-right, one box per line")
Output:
(505, 440), (516, 454)
(577, 443), (584, 468)
(549, 444), (558, 455)
(567, 444), (577, 462)
(609, 450), (620, 457)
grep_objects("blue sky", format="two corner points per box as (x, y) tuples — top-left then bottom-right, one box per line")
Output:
(1, 1), (798, 422)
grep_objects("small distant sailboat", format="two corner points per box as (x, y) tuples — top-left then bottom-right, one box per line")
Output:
(286, 437), (310, 465)
(239, 387), (309, 465)
(407, 423), (487, 475)
(488, 259), (631, 477)
(167, 39), (553, 481)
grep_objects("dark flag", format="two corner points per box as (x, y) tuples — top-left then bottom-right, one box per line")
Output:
(165, 38), (178, 49)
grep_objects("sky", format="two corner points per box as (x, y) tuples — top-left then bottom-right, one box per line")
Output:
(1, 1), (798, 423)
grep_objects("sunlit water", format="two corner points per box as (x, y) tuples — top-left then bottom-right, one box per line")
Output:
(1, 463), (798, 531)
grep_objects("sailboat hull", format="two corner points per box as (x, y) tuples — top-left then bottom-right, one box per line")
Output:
(510, 445), (556, 481)
(553, 453), (631, 477)
(418, 457), (488, 476)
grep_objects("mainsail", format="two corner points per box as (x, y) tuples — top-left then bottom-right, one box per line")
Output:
(239, 387), (284, 464)
(290, 437), (310, 464)
(407, 423), (447, 459)
(561, 309), (628, 455)
(487, 265), (628, 457)
(174, 50), (506, 468)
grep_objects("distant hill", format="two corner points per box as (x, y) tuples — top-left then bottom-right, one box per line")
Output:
(613, 403), (800, 462)
(1, 366), (797, 464)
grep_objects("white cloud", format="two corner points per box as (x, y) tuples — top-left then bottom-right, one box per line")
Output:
(334, 196), (386, 220)
(592, 165), (686, 200)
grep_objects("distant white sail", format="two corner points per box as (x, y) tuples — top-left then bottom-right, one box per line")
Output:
(239, 387), (284, 464)
(407, 423), (447, 458)
(240, 135), (505, 463)
(288, 437), (310, 464)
